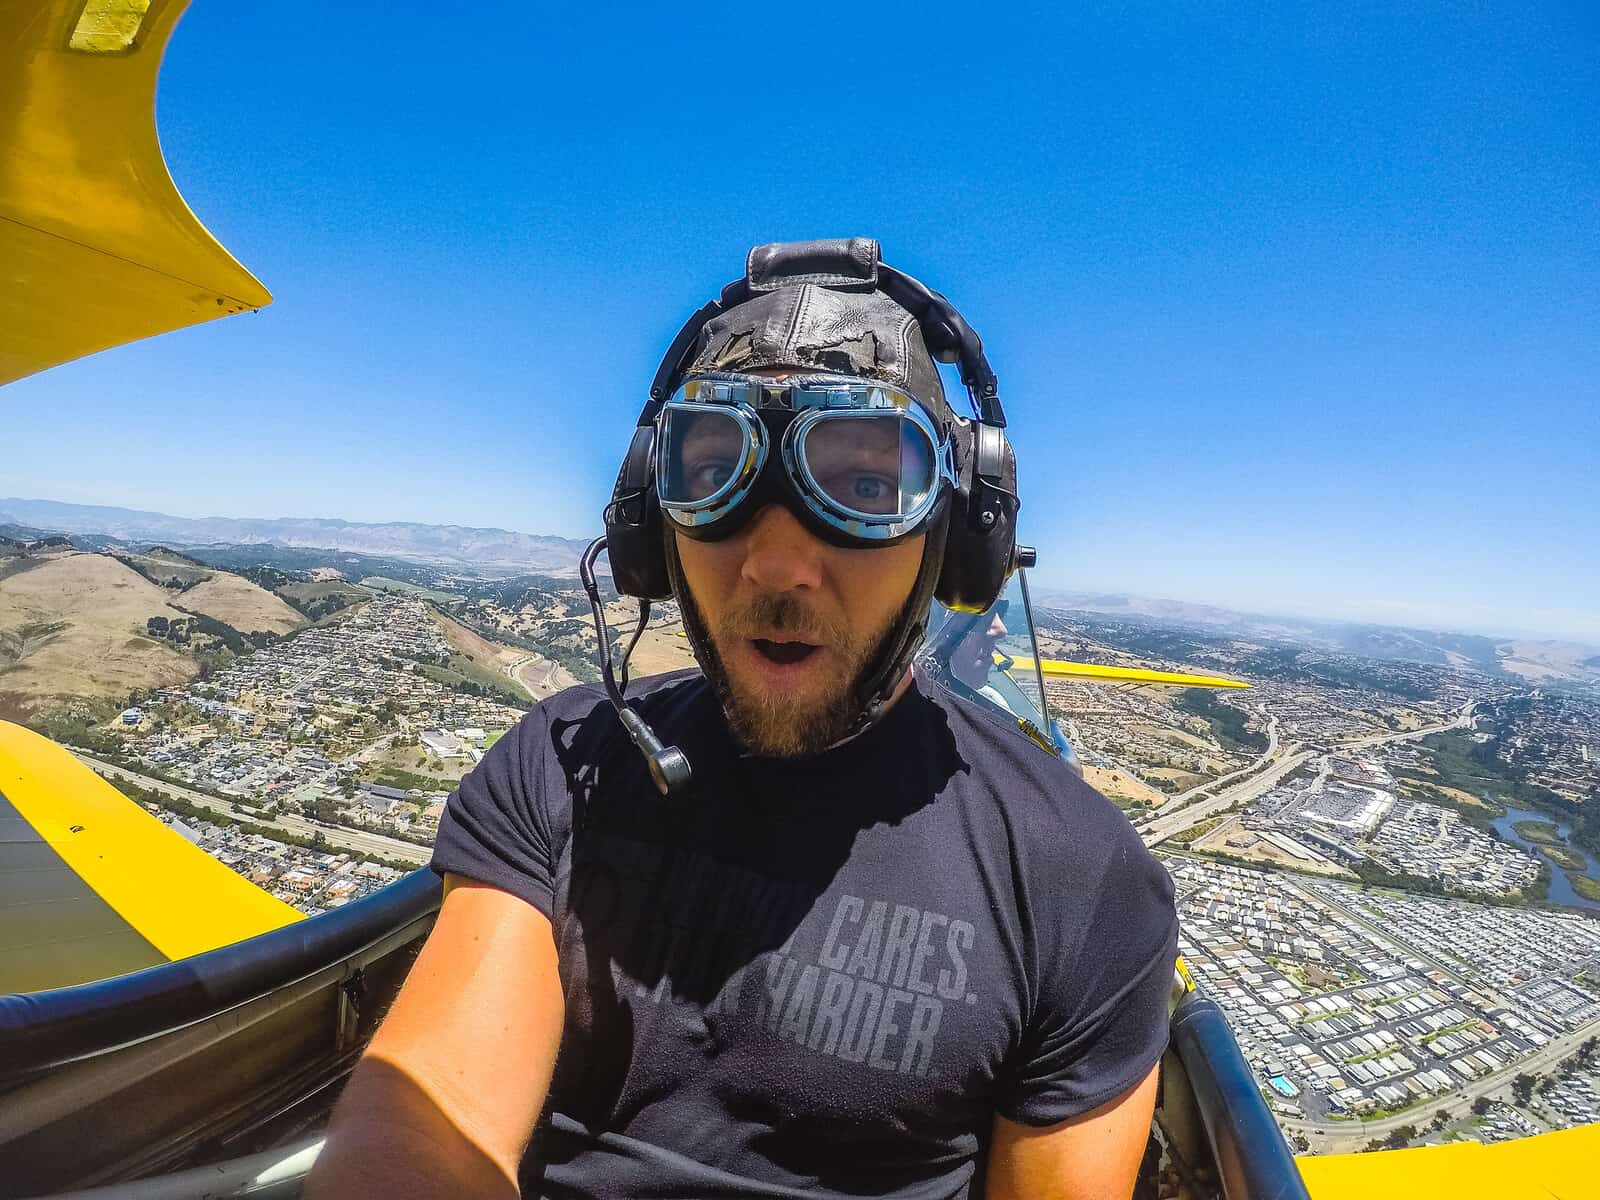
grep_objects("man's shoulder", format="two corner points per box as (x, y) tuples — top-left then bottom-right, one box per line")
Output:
(918, 673), (1154, 870)
(511, 669), (711, 756)
(529, 669), (706, 722)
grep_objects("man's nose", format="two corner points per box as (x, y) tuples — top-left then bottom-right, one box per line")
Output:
(739, 504), (825, 593)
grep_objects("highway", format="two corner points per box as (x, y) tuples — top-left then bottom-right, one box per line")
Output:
(1138, 700), (1477, 849)
(1338, 699), (1477, 748)
(1139, 746), (1314, 846)
(1170, 709), (1282, 805)
(75, 753), (431, 867)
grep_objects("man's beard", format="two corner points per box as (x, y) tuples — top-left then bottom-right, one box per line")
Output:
(680, 586), (899, 758)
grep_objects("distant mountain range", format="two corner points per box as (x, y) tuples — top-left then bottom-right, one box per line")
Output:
(6, 497), (1595, 688)
(1033, 588), (1600, 688)
(0, 498), (591, 575)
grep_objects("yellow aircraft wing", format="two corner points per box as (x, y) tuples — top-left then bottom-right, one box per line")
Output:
(0, 719), (300, 995)
(1003, 655), (1251, 689)
(1297, 1121), (1600, 1199)
(0, 0), (271, 387)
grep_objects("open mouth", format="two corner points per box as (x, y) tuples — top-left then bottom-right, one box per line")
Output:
(751, 638), (820, 666)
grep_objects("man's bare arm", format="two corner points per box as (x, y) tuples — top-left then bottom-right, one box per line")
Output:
(306, 875), (565, 1200)
(984, 1062), (1160, 1200)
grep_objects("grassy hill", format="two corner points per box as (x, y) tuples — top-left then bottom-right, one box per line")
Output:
(0, 548), (315, 721)
(176, 573), (305, 636)
(0, 553), (195, 718)
(427, 608), (534, 704)
(114, 547), (214, 589)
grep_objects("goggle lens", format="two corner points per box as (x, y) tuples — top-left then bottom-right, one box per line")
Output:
(797, 413), (937, 518)
(656, 375), (953, 543)
(659, 407), (760, 507)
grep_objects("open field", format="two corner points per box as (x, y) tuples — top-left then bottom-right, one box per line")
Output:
(1083, 764), (1167, 809)
(1145, 723), (1217, 752)
(601, 600), (697, 677)
(278, 580), (372, 605)
(360, 576), (459, 603)
(1143, 766), (1209, 792)
(1166, 816), (1223, 846)
(364, 742), (469, 786)
(0, 553), (194, 713)
(177, 574), (306, 636)
(115, 548), (213, 588)
(1401, 779), (1494, 809)
(1193, 819), (1358, 879)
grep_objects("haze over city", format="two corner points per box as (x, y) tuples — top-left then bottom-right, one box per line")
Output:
(3, 2), (1595, 640)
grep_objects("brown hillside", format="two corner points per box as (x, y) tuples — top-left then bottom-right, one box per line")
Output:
(431, 608), (525, 673)
(0, 553), (194, 714)
(116, 548), (213, 588)
(177, 574), (306, 636)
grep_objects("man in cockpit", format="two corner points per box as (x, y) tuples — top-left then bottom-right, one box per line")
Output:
(942, 604), (1015, 714)
(310, 240), (1177, 1200)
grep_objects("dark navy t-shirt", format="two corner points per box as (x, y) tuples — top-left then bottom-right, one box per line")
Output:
(431, 669), (1177, 1199)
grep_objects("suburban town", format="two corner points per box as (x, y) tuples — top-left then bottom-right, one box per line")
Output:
(109, 593), (526, 845)
(149, 807), (410, 913)
(1167, 857), (1600, 1148)
(4, 532), (1597, 1165)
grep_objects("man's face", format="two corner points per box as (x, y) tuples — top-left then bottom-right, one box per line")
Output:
(951, 611), (1007, 690)
(673, 505), (925, 757)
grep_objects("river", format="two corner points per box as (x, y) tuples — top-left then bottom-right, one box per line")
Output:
(1490, 806), (1600, 914)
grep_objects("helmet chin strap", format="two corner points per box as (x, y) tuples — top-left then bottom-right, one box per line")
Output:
(664, 498), (951, 749)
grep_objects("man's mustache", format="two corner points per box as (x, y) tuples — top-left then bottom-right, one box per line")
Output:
(717, 593), (849, 647)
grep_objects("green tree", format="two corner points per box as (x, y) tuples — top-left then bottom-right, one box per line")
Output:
(1471, 1097), (1493, 1117)
(1382, 1125), (1418, 1149)
(1511, 1073), (1536, 1106)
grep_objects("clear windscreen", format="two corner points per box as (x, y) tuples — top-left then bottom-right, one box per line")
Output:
(918, 572), (1052, 748)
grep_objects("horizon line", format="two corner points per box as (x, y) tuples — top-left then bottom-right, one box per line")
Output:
(3, 491), (1596, 651)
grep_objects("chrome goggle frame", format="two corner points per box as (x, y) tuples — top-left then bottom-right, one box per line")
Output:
(655, 374), (956, 544)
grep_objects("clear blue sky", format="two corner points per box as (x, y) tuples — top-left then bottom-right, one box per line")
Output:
(7, 2), (1597, 641)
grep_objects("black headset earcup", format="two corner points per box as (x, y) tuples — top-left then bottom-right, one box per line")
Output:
(604, 427), (673, 599)
(935, 427), (1019, 613)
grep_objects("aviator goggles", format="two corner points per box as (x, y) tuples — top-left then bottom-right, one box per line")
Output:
(656, 374), (956, 546)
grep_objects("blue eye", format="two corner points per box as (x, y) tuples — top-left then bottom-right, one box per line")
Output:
(690, 461), (735, 495)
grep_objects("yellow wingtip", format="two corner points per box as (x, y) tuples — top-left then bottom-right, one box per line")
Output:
(1005, 656), (1251, 689)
